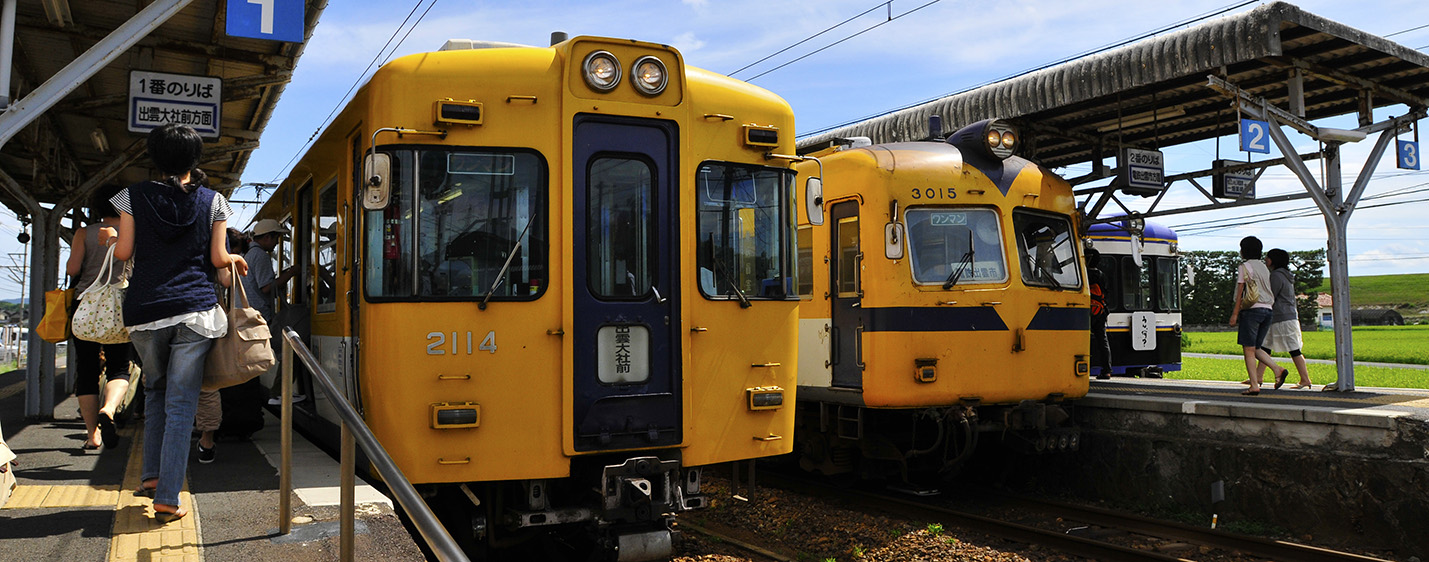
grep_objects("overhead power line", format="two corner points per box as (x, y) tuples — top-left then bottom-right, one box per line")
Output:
(743, 0), (944, 82)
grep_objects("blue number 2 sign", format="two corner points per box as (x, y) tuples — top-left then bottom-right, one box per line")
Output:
(226, 0), (305, 43)
(1400, 141), (1421, 170)
(1240, 119), (1271, 154)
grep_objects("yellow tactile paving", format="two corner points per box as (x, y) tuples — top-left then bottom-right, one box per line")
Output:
(106, 424), (204, 562)
(0, 483), (120, 508)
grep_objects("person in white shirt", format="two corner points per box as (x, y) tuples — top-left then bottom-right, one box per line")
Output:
(1227, 236), (1285, 395)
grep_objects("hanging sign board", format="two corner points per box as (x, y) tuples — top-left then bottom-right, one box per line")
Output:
(1399, 140), (1420, 170)
(1212, 159), (1256, 199)
(1240, 118), (1271, 154)
(1118, 147), (1165, 196)
(226, 0), (305, 43)
(128, 71), (221, 139)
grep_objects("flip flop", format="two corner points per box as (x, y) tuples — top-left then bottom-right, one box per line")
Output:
(97, 412), (118, 448)
(1241, 389), (1260, 396)
(152, 505), (188, 523)
(81, 442), (100, 450)
(1274, 369), (1288, 390)
(135, 479), (158, 497)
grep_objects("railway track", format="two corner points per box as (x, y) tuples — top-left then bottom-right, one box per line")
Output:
(749, 471), (1393, 562)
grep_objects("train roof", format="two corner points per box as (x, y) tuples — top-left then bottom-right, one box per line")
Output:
(1087, 219), (1178, 242)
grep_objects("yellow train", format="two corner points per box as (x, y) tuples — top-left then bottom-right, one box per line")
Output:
(792, 118), (1089, 484)
(254, 35), (800, 559)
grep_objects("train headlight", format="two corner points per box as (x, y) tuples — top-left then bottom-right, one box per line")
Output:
(985, 130), (1001, 149)
(631, 56), (668, 95)
(746, 386), (785, 410)
(582, 50), (621, 92)
(914, 358), (938, 383)
(949, 118), (1019, 160)
(1001, 131), (1016, 149)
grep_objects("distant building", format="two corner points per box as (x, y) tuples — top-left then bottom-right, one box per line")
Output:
(1317, 293), (1334, 330)
(1351, 308), (1404, 326)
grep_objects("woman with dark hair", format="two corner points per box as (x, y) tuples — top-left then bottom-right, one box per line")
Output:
(111, 123), (248, 522)
(65, 183), (131, 450)
(1256, 249), (1313, 389)
(1228, 236), (1285, 395)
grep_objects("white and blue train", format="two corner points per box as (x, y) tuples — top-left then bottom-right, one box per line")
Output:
(1086, 219), (1182, 377)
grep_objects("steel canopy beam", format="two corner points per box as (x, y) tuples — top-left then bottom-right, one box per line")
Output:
(0, 0), (197, 148)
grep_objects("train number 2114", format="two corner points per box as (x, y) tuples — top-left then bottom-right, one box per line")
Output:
(427, 331), (497, 355)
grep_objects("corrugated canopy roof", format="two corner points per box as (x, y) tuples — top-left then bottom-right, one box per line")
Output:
(0, 0), (325, 216)
(797, 2), (1429, 171)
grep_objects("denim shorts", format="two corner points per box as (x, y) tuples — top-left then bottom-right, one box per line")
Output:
(1237, 307), (1274, 348)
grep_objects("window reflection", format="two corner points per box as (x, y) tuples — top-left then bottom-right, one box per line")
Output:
(695, 163), (795, 300)
(906, 208), (1006, 285)
(1013, 210), (1081, 289)
(588, 157), (653, 299)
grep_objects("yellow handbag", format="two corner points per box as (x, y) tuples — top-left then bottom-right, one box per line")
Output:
(37, 287), (74, 343)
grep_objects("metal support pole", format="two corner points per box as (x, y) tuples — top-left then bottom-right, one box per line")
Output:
(23, 209), (58, 418)
(0, 0), (197, 148)
(0, 0), (16, 109)
(279, 338), (293, 534)
(1322, 147), (1357, 391)
(340, 424), (355, 562)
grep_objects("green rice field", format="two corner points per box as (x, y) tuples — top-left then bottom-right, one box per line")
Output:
(1173, 325), (1429, 389)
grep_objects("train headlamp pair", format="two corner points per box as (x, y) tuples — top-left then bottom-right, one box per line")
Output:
(582, 51), (668, 95)
(948, 118), (1020, 160)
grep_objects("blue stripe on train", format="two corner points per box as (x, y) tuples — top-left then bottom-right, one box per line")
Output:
(1027, 306), (1090, 331)
(862, 306), (1008, 332)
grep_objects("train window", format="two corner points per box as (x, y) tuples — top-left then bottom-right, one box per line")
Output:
(1155, 257), (1181, 311)
(1119, 256), (1151, 310)
(1012, 210), (1081, 290)
(836, 216), (859, 296)
(316, 182), (339, 313)
(796, 225), (813, 298)
(906, 207), (1007, 286)
(695, 162), (796, 301)
(589, 157), (654, 299)
(364, 149), (547, 301)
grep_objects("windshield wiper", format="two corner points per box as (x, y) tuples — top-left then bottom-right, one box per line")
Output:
(479, 217), (535, 310)
(943, 236), (975, 289)
(1033, 256), (1063, 290)
(711, 249), (751, 308)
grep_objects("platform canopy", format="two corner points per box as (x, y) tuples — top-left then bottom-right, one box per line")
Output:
(0, 0), (325, 217)
(797, 1), (1429, 172)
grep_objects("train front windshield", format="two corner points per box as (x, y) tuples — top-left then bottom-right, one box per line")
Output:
(364, 148), (547, 301)
(696, 163), (797, 300)
(906, 208), (1007, 286)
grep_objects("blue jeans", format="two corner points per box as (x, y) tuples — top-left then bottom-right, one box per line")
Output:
(131, 324), (213, 507)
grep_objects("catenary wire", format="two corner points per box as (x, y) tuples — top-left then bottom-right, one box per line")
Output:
(745, 0), (943, 82)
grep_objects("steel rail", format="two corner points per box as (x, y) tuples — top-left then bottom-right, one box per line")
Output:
(279, 327), (470, 562)
(760, 472), (1188, 562)
(992, 493), (1393, 562)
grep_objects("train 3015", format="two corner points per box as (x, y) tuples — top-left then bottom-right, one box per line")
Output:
(791, 118), (1090, 486)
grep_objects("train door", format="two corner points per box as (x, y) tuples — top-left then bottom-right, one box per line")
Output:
(829, 201), (862, 388)
(571, 115), (682, 452)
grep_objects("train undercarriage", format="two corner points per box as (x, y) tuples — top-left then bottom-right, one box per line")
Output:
(794, 398), (1080, 485)
(422, 453), (706, 562)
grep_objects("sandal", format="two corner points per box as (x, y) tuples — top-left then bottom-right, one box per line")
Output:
(135, 479), (158, 497)
(1273, 369), (1289, 390)
(81, 442), (100, 451)
(1241, 389), (1261, 396)
(1290, 383), (1312, 390)
(97, 412), (118, 448)
(152, 505), (188, 523)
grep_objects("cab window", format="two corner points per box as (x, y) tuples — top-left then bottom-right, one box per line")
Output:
(695, 162), (796, 300)
(1012, 210), (1081, 290)
(906, 207), (1007, 286)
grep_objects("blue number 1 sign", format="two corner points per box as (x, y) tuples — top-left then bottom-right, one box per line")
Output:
(226, 0), (305, 43)
(1240, 119), (1271, 154)
(1400, 141), (1421, 170)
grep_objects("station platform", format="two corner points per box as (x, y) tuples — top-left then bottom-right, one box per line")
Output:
(0, 368), (425, 561)
(1087, 375), (1429, 423)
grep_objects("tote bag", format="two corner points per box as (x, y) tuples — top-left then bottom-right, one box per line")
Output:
(203, 264), (276, 391)
(1239, 263), (1263, 309)
(72, 244), (129, 344)
(37, 287), (74, 343)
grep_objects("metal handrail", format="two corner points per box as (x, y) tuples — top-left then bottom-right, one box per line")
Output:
(279, 327), (469, 562)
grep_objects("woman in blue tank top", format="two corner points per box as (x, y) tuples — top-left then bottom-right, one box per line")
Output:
(111, 124), (249, 522)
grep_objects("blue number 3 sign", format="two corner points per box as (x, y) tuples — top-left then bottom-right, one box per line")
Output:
(226, 0), (305, 43)
(1400, 141), (1421, 170)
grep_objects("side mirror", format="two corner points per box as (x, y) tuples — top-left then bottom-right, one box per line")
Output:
(362, 153), (392, 210)
(884, 222), (904, 259)
(805, 177), (824, 226)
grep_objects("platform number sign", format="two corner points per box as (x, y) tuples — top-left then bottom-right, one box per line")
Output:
(1399, 140), (1420, 170)
(226, 0), (304, 43)
(1240, 119), (1271, 154)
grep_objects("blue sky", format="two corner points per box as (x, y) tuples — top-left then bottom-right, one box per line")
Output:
(5, 0), (1429, 301)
